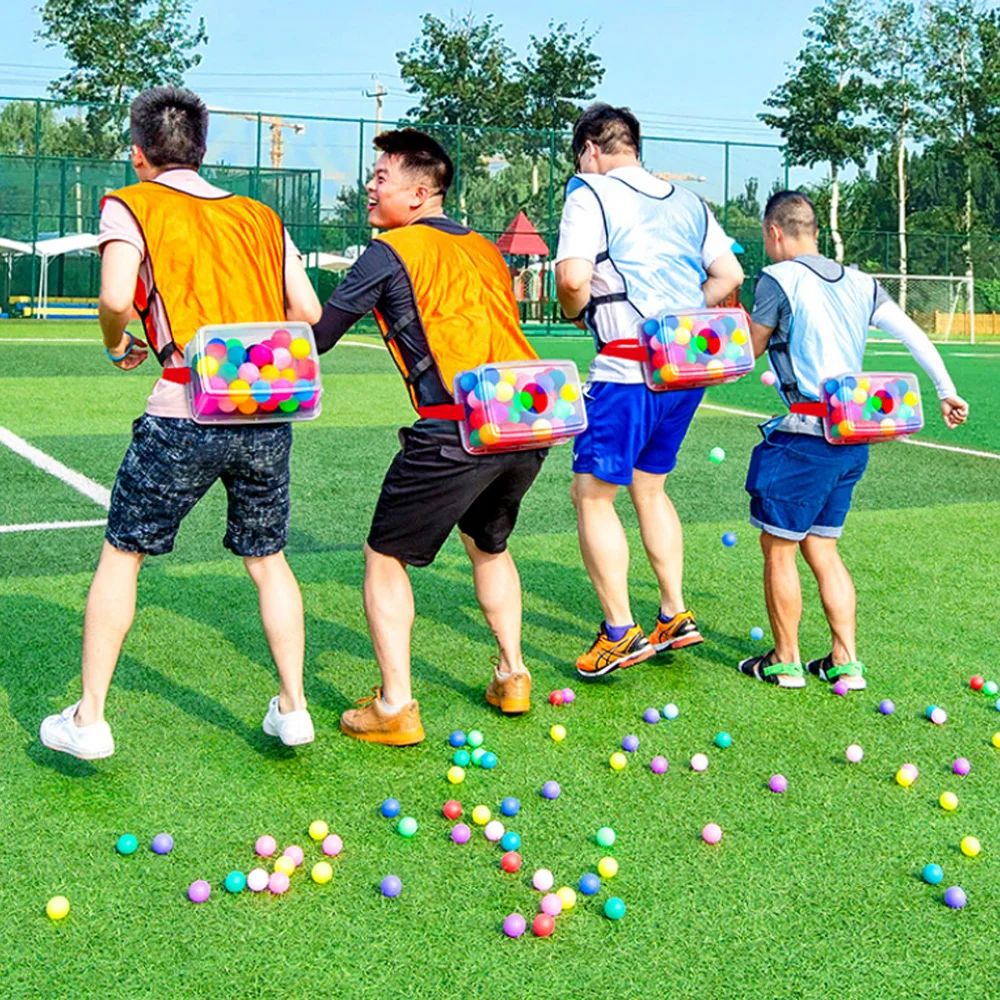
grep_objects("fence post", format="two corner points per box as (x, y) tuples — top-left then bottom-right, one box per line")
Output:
(254, 113), (262, 200)
(723, 142), (731, 232)
(455, 123), (464, 224)
(58, 158), (67, 297)
(783, 150), (790, 189)
(29, 100), (42, 318)
(356, 118), (366, 252)
(547, 129), (556, 335)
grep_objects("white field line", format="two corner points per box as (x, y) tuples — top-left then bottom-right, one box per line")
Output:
(0, 425), (111, 509)
(0, 519), (106, 534)
(340, 339), (386, 350)
(0, 337), (95, 344)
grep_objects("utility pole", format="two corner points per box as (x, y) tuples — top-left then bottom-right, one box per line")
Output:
(364, 76), (389, 237)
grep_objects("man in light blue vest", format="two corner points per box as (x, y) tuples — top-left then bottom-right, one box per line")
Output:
(739, 191), (968, 690)
(556, 103), (744, 679)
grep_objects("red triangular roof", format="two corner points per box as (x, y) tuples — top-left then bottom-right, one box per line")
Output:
(496, 211), (549, 257)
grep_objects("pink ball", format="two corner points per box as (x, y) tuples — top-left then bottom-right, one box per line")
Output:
(832, 680), (849, 696)
(299, 390), (320, 410)
(188, 879), (211, 903)
(769, 774), (788, 793)
(560, 688), (576, 703)
(846, 744), (864, 763)
(268, 871), (289, 894)
(271, 329), (292, 349)
(246, 868), (269, 892)
(702, 823), (723, 844)
(283, 844), (304, 867)
(255, 835), (277, 857)
(296, 357), (317, 380)
(193, 392), (218, 416)
(322, 834), (343, 857)
(248, 344), (273, 369)
(217, 397), (237, 414)
(651, 755), (668, 774)
(691, 753), (709, 772)
(238, 362), (260, 384)
(206, 341), (228, 360)
(270, 378), (294, 404)
(208, 375), (229, 391)
(532, 868), (554, 892)
(540, 893), (563, 916)
(954, 757), (971, 776)
(272, 347), (293, 370)
(761, 370), (777, 386)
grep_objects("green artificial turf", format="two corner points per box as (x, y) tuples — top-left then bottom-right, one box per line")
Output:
(0, 320), (998, 1000)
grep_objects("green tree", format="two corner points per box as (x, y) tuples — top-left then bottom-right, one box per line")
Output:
(36, 0), (208, 158)
(0, 102), (61, 156)
(760, 0), (876, 261)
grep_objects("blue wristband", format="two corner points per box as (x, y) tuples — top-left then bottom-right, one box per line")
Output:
(106, 332), (135, 362)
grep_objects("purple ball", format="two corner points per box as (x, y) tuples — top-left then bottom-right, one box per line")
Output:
(187, 879), (211, 903)
(622, 734), (640, 752)
(643, 708), (661, 724)
(542, 780), (561, 800)
(832, 680), (849, 696)
(503, 912), (527, 938)
(650, 755), (668, 774)
(769, 774), (788, 794)
(151, 833), (174, 855)
(953, 757), (971, 776)
(560, 688), (576, 704)
(380, 875), (402, 898)
(879, 699), (896, 715)
(451, 823), (472, 845)
(944, 886), (967, 909)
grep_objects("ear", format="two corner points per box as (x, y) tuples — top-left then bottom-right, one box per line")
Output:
(131, 145), (146, 169)
(410, 182), (431, 209)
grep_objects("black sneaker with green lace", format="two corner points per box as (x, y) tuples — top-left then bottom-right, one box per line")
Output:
(805, 654), (867, 690)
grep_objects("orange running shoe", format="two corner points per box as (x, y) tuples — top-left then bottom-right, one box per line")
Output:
(485, 670), (532, 714)
(648, 610), (704, 652)
(339, 687), (425, 746)
(576, 625), (655, 679)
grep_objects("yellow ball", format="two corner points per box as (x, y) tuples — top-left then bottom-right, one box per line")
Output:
(560, 383), (579, 403)
(597, 856), (619, 878)
(732, 328), (748, 345)
(531, 418), (553, 442)
(992, 731), (1000, 749)
(447, 765), (465, 784)
(309, 820), (329, 841)
(556, 886), (577, 910)
(494, 381), (514, 403)
(706, 359), (725, 377)
(290, 337), (311, 359)
(940, 791), (959, 811)
(674, 329), (691, 346)
(500, 369), (518, 385)
(46, 895), (70, 920)
(196, 355), (219, 378)
(479, 422), (502, 446)
(853, 388), (868, 405)
(681, 317), (694, 329)
(610, 752), (628, 771)
(895, 769), (914, 788)
(880, 418), (897, 435)
(274, 855), (296, 876)
(550, 724), (567, 743)
(903, 391), (918, 406)
(228, 378), (251, 405)
(260, 364), (280, 381)
(280, 367), (297, 381)
(961, 836), (981, 858)
(311, 861), (333, 884)
(472, 805), (491, 826)
(857, 377), (871, 390)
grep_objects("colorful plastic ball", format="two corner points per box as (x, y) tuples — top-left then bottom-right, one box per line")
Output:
(472, 805), (491, 826)
(311, 862), (333, 885)
(996, 699), (1000, 711)
(722, 532), (738, 547)
(467, 730), (484, 749)
(470, 748), (487, 766)
(381, 798), (401, 818)
(290, 337), (311, 360)
(922, 863), (944, 885)
(501, 797), (520, 817)
(447, 766), (466, 785)
(663, 703), (679, 720)
(940, 791), (959, 811)
(273, 855), (296, 877)
(579, 872), (601, 896)
(761, 370), (778, 386)
(227, 378), (252, 405)
(533, 868), (555, 892)
(622, 734), (640, 752)
(451, 823), (472, 845)
(443, 800), (462, 820)
(897, 763), (919, 787)
(151, 833), (174, 855)
(481, 752), (498, 770)
(397, 816), (418, 838)
(453, 749), (471, 767)
(217, 362), (239, 383)
(188, 879), (211, 903)
(46, 895), (70, 920)
(930, 707), (948, 725)
(709, 447), (726, 464)
(984, 681), (999, 697)
(960, 836), (981, 858)
(195, 354), (220, 378)
(501, 831), (521, 852)
(549, 690), (564, 706)
(237, 362), (260, 385)
(542, 781), (561, 800)
(597, 856), (619, 878)
(484, 820), (505, 842)
(556, 886), (577, 910)
(380, 875), (402, 898)
(292, 378), (314, 404)
(205, 339), (228, 359)
(832, 680), (849, 696)
(691, 753), (709, 772)
(116, 834), (138, 855)
(223, 871), (247, 894)
(449, 730), (467, 748)
(532, 914), (555, 937)
(561, 688), (576, 703)
(953, 758), (971, 776)
(540, 893), (564, 917)
(604, 897), (626, 920)
(879, 699), (896, 716)
(702, 823), (723, 845)
(769, 774), (788, 793)
(715, 732), (733, 749)
(271, 329), (292, 349)
(503, 913), (527, 938)
(248, 344), (273, 369)
(993, 732), (1000, 749)
(550, 724), (567, 743)
(643, 708), (660, 724)
(272, 347), (293, 370)
(970, 675), (985, 691)
(750, 627), (765, 641)
(308, 820), (329, 842)
(610, 752), (628, 771)
(322, 834), (343, 857)
(944, 886), (967, 909)
(247, 868), (269, 892)
(501, 851), (522, 873)
(596, 826), (616, 848)
(846, 744), (864, 763)
(651, 756), (669, 774)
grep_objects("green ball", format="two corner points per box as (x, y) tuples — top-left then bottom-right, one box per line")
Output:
(984, 680), (999, 697)
(471, 747), (486, 765)
(604, 896), (626, 920)
(116, 833), (138, 855)
(453, 749), (471, 767)
(596, 826), (616, 848)
(397, 816), (418, 838)
(714, 731), (733, 749)
(467, 730), (484, 749)
(278, 398), (300, 413)
(709, 447), (726, 464)
(224, 871), (247, 893)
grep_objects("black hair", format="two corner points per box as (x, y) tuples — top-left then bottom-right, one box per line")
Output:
(763, 190), (818, 238)
(571, 102), (641, 165)
(373, 128), (454, 198)
(130, 86), (209, 169)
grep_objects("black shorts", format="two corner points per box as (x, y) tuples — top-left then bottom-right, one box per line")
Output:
(367, 424), (547, 567)
(106, 413), (292, 557)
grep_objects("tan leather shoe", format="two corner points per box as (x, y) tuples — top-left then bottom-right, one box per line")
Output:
(339, 687), (425, 745)
(485, 670), (532, 714)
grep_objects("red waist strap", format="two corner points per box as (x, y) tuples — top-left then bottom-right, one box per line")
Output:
(161, 368), (191, 385)
(417, 403), (465, 421)
(789, 402), (829, 417)
(599, 339), (649, 362)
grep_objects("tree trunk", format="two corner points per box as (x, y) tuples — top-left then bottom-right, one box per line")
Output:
(963, 167), (974, 279)
(897, 136), (908, 312)
(830, 162), (844, 263)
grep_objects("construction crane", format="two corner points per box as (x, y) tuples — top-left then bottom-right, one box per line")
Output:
(211, 108), (305, 169)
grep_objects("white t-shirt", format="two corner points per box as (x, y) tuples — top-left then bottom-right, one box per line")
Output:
(556, 165), (733, 383)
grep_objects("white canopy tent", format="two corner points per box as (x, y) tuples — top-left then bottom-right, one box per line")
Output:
(303, 251), (354, 273)
(33, 233), (100, 318)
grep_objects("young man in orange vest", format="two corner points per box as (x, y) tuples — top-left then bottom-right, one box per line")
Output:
(312, 129), (544, 745)
(39, 87), (322, 760)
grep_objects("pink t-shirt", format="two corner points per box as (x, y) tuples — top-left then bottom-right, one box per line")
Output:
(98, 169), (300, 419)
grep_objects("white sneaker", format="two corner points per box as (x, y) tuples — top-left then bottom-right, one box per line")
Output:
(39, 703), (115, 760)
(262, 696), (315, 747)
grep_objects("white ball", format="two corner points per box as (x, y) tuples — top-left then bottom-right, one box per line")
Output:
(846, 744), (864, 763)
(690, 753), (709, 772)
(532, 868), (554, 892)
(930, 707), (948, 725)
(663, 703), (680, 720)
(484, 820), (505, 842)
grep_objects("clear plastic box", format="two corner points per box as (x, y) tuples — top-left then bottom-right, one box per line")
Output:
(453, 360), (587, 455)
(183, 322), (322, 425)
(636, 307), (754, 391)
(820, 372), (924, 444)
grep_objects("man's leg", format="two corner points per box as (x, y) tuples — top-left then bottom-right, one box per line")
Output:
(760, 531), (803, 668)
(363, 542), (416, 707)
(628, 470), (685, 619)
(572, 473), (632, 626)
(800, 534), (857, 665)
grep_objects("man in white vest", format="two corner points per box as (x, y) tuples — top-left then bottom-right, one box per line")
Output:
(556, 103), (744, 679)
(739, 190), (968, 690)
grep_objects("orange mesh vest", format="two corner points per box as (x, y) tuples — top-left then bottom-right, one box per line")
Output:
(373, 223), (537, 417)
(103, 181), (286, 365)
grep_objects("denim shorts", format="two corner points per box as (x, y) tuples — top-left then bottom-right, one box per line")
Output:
(744, 427), (869, 541)
(106, 414), (292, 557)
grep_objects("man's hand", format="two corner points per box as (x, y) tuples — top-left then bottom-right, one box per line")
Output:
(111, 333), (149, 371)
(940, 395), (969, 429)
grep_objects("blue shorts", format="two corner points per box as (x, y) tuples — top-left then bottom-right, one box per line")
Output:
(572, 381), (704, 485)
(106, 414), (292, 557)
(745, 428), (869, 541)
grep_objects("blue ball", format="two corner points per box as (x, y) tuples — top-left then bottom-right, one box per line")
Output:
(227, 343), (247, 367)
(542, 781), (561, 800)
(452, 749), (471, 767)
(381, 875), (402, 898)
(922, 863), (944, 885)
(501, 796), (520, 817)
(722, 532), (738, 548)
(449, 730), (467, 748)
(459, 373), (477, 393)
(643, 708), (660, 725)
(380, 798), (401, 819)
(224, 871), (247, 893)
(480, 751), (498, 770)
(622, 734), (640, 752)
(750, 626), (765, 641)
(715, 731), (733, 749)
(501, 831), (521, 852)
(643, 319), (659, 337)
(579, 873), (601, 896)
(925, 705), (938, 719)
(879, 699), (895, 715)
